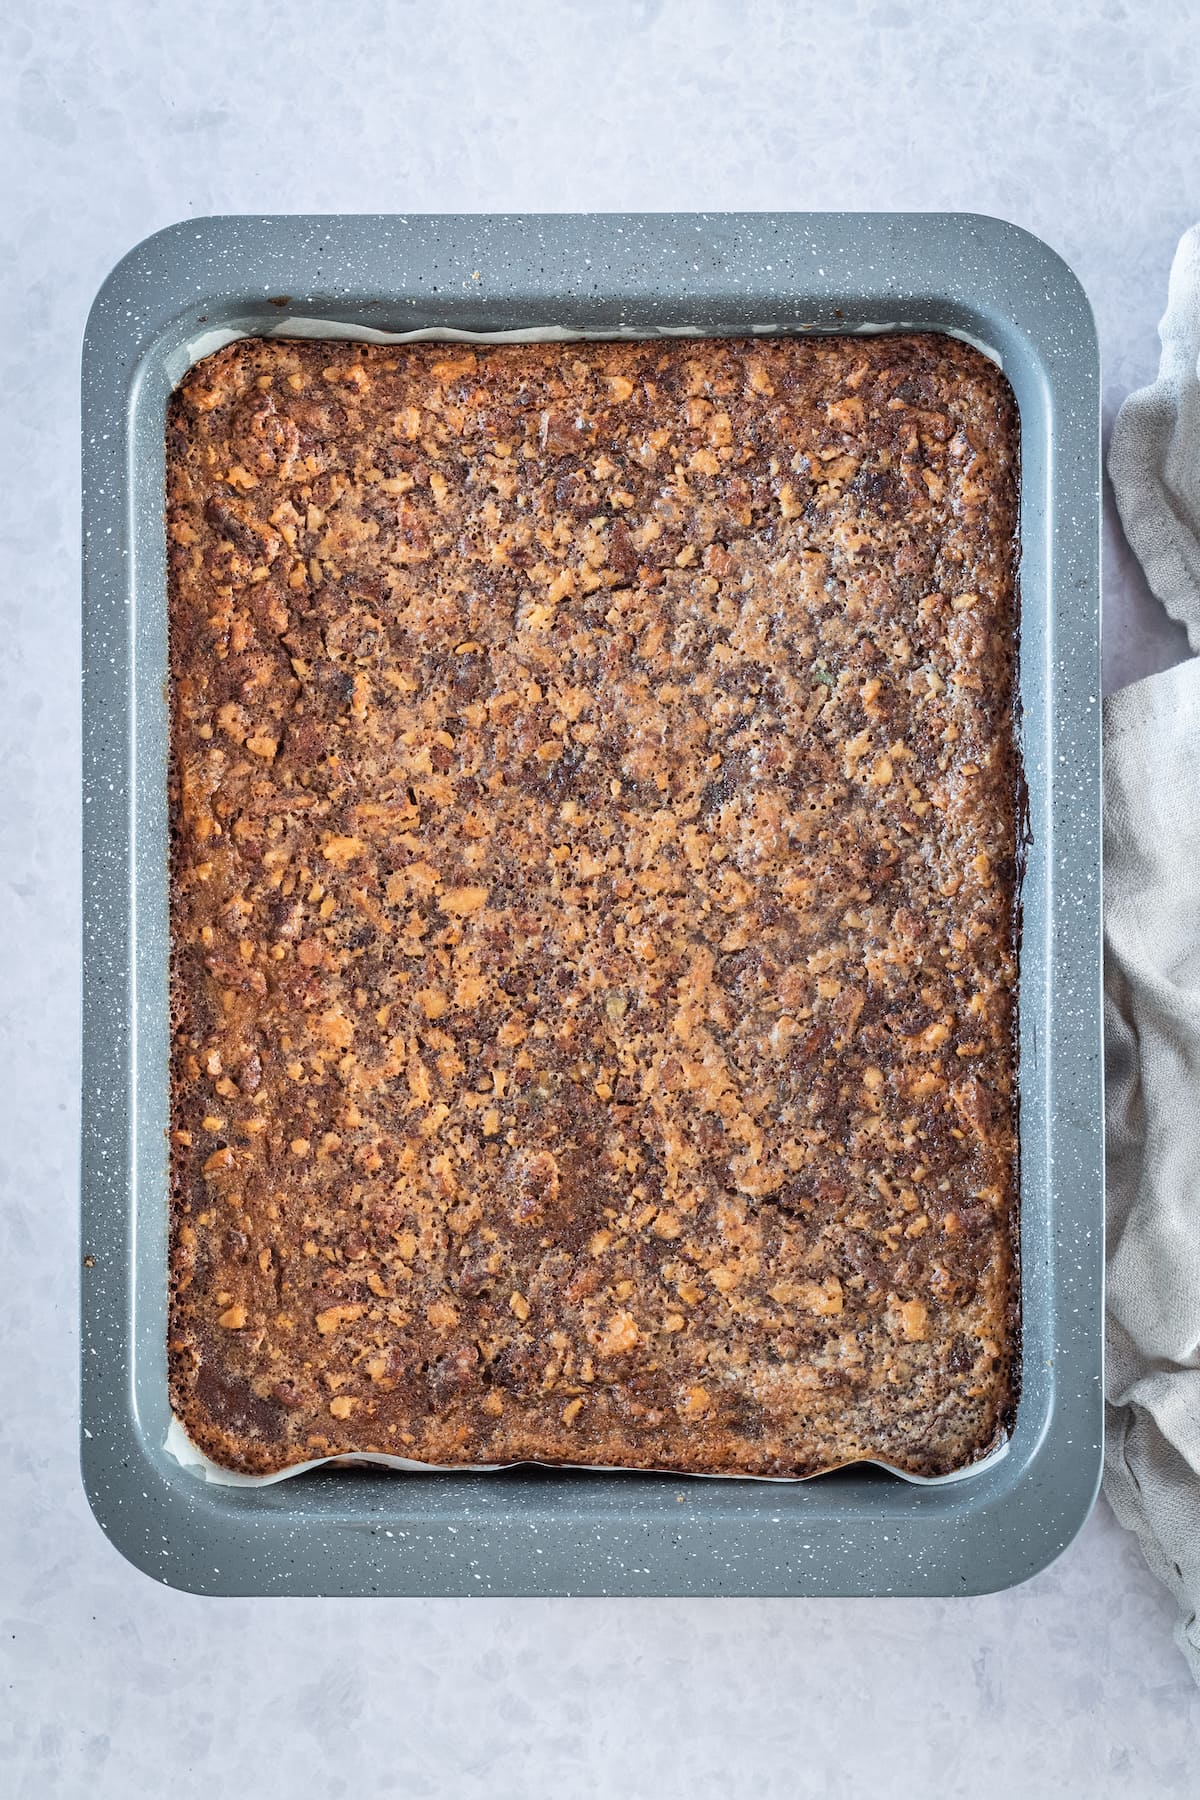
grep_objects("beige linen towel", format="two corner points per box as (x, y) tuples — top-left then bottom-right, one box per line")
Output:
(1105, 222), (1200, 1684)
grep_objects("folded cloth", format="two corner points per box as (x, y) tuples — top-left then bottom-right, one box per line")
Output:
(1106, 223), (1200, 1685)
(1109, 224), (1200, 651)
(1104, 660), (1200, 1684)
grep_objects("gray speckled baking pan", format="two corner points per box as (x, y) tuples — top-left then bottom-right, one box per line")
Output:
(81, 213), (1102, 1597)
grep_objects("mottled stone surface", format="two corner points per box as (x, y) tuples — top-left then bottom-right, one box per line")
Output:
(3, 1), (1199, 1794)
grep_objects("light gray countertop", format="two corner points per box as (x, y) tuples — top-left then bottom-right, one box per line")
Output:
(3, 2), (1199, 1794)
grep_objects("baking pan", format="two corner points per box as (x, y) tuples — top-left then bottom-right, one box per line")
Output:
(81, 213), (1103, 1596)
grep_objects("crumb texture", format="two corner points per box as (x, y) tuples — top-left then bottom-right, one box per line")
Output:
(167, 334), (1019, 1478)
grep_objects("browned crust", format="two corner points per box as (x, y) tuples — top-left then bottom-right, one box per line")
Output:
(167, 333), (1020, 1479)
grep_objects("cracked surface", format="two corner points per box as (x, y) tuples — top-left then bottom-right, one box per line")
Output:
(167, 333), (1019, 1478)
